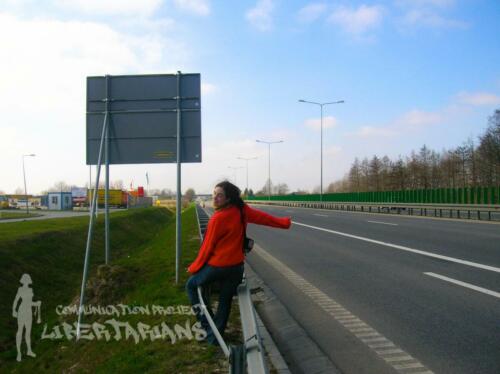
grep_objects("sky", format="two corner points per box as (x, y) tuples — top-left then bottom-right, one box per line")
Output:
(1, 0), (499, 195)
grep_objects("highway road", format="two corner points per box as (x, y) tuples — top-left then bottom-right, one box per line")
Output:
(245, 204), (500, 374)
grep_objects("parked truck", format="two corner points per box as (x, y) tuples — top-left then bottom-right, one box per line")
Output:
(87, 189), (128, 208)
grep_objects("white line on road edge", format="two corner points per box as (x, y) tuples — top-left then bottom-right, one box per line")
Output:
(253, 245), (434, 374)
(424, 272), (500, 299)
(313, 214), (329, 217)
(367, 220), (398, 226)
(293, 221), (500, 274)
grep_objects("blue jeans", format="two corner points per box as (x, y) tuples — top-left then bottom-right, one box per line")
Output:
(186, 263), (244, 343)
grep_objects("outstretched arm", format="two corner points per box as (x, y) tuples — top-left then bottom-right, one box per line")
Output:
(244, 204), (291, 229)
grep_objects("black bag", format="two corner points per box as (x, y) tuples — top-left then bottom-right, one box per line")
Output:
(240, 207), (254, 254)
(243, 236), (254, 254)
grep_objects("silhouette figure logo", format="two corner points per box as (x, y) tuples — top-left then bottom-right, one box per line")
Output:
(12, 273), (41, 362)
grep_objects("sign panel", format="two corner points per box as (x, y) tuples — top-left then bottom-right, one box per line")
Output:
(86, 73), (201, 165)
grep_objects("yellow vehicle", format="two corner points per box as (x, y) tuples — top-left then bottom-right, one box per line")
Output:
(0, 196), (8, 209)
(87, 189), (128, 207)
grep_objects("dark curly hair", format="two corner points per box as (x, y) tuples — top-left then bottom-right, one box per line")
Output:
(215, 180), (244, 209)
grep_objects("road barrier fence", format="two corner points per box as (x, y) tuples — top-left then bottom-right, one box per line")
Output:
(247, 186), (500, 205)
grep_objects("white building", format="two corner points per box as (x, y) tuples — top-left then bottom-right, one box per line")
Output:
(47, 192), (73, 210)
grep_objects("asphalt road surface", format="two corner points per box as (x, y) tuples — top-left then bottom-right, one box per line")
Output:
(245, 204), (500, 374)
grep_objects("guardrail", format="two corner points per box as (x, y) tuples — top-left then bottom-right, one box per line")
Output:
(247, 200), (500, 222)
(195, 204), (268, 374)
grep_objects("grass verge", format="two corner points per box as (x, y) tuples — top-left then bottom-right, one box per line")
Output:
(0, 212), (42, 220)
(1, 206), (239, 373)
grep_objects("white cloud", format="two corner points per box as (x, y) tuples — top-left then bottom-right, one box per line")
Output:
(328, 5), (383, 37)
(348, 126), (396, 138)
(52, 0), (163, 16)
(396, 0), (455, 9)
(457, 92), (500, 106)
(401, 9), (467, 28)
(398, 109), (442, 127)
(172, 0), (210, 16)
(396, 0), (466, 29)
(304, 116), (338, 131)
(0, 12), (190, 194)
(201, 83), (217, 95)
(246, 0), (274, 32)
(297, 3), (327, 23)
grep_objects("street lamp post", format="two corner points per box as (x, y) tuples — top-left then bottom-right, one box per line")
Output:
(237, 156), (258, 196)
(228, 166), (244, 186)
(256, 140), (283, 201)
(22, 154), (36, 215)
(299, 99), (344, 202)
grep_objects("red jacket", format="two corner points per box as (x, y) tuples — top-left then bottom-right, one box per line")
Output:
(188, 204), (291, 274)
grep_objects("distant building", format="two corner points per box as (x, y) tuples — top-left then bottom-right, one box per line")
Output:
(47, 192), (73, 210)
(5, 195), (40, 209)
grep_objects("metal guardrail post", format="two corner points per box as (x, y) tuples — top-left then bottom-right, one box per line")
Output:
(238, 280), (269, 374)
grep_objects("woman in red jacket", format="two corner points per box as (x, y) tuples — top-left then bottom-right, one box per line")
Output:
(186, 181), (291, 345)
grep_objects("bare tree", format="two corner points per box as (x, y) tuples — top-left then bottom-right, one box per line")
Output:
(348, 158), (362, 192)
(47, 181), (72, 192)
(273, 183), (289, 195)
(110, 180), (125, 190)
(388, 157), (406, 191)
(360, 158), (370, 191)
(369, 156), (382, 191)
(184, 188), (196, 201)
(477, 109), (500, 185)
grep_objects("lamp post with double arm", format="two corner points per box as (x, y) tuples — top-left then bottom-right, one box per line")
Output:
(237, 156), (258, 196)
(298, 99), (344, 202)
(22, 154), (36, 215)
(255, 140), (283, 201)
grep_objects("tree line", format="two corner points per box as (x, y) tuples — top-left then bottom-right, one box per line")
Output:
(327, 109), (500, 193)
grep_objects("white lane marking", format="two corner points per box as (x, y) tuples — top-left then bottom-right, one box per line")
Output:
(394, 362), (425, 370)
(293, 221), (500, 274)
(367, 220), (398, 226)
(424, 272), (500, 299)
(384, 355), (415, 362)
(313, 213), (329, 217)
(253, 245), (433, 373)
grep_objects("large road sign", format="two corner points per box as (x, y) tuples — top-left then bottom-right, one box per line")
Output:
(86, 73), (201, 165)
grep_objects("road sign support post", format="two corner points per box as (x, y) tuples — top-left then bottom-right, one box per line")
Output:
(175, 71), (182, 284)
(104, 74), (110, 265)
(77, 105), (109, 339)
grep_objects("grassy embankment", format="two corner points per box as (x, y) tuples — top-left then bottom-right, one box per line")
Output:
(0, 206), (240, 373)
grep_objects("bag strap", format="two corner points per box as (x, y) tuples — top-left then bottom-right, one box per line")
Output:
(239, 205), (247, 237)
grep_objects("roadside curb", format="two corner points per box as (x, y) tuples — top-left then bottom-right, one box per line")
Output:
(245, 262), (340, 374)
